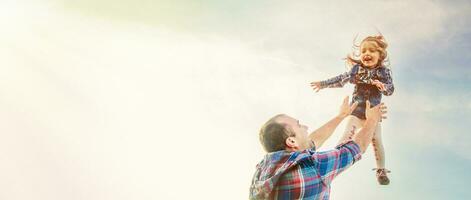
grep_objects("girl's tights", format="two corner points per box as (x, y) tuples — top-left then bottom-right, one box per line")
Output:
(338, 116), (385, 169)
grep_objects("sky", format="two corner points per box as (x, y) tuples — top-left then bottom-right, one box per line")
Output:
(0, 0), (470, 199)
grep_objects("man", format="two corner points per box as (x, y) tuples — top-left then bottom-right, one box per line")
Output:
(250, 96), (386, 199)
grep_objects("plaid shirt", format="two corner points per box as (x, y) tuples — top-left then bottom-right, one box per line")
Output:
(250, 141), (362, 200)
(320, 65), (394, 119)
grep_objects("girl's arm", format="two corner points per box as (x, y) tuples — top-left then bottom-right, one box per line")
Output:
(380, 68), (394, 96)
(311, 65), (356, 92)
(319, 71), (353, 89)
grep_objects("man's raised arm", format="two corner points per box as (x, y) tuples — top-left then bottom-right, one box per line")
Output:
(352, 101), (386, 153)
(309, 96), (358, 149)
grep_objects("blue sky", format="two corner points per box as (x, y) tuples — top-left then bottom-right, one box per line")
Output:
(0, 0), (470, 199)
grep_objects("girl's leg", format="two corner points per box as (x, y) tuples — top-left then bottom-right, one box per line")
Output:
(372, 123), (385, 168)
(372, 122), (390, 185)
(337, 116), (364, 144)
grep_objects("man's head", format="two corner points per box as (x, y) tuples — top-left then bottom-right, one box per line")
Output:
(259, 114), (313, 153)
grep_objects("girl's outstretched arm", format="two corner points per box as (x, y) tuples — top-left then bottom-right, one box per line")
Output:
(310, 67), (355, 92)
(380, 68), (394, 96)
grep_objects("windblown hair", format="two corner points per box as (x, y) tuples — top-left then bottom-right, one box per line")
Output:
(346, 35), (389, 68)
(259, 114), (295, 153)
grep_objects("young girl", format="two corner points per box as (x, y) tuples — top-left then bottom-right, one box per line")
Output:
(310, 35), (394, 185)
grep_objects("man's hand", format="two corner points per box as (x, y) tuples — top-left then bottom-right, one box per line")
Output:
(365, 101), (387, 122)
(310, 81), (322, 92)
(338, 96), (358, 119)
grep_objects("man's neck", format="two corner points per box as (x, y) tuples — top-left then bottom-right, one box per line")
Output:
(285, 147), (302, 152)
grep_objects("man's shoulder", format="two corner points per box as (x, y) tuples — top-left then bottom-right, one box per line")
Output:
(335, 140), (363, 162)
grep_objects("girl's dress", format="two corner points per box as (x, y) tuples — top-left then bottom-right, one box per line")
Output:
(319, 64), (394, 119)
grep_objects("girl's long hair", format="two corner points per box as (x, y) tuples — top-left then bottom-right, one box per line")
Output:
(345, 35), (390, 69)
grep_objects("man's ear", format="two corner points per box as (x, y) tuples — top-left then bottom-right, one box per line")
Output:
(285, 137), (298, 148)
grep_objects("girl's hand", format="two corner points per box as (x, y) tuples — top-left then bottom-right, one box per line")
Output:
(310, 81), (322, 92)
(372, 80), (386, 91)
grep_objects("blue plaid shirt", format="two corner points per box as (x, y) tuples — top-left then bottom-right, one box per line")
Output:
(250, 141), (362, 200)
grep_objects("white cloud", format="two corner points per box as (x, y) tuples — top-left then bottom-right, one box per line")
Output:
(0, 2), (347, 199)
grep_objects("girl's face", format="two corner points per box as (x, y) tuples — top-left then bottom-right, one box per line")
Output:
(360, 41), (381, 68)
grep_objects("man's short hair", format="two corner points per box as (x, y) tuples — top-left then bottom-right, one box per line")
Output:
(259, 114), (295, 152)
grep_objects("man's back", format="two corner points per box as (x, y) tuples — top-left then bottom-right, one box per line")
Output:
(250, 141), (362, 200)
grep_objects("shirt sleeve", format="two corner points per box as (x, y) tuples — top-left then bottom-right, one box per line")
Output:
(380, 68), (394, 96)
(311, 140), (362, 185)
(319, 67), (355, 89)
